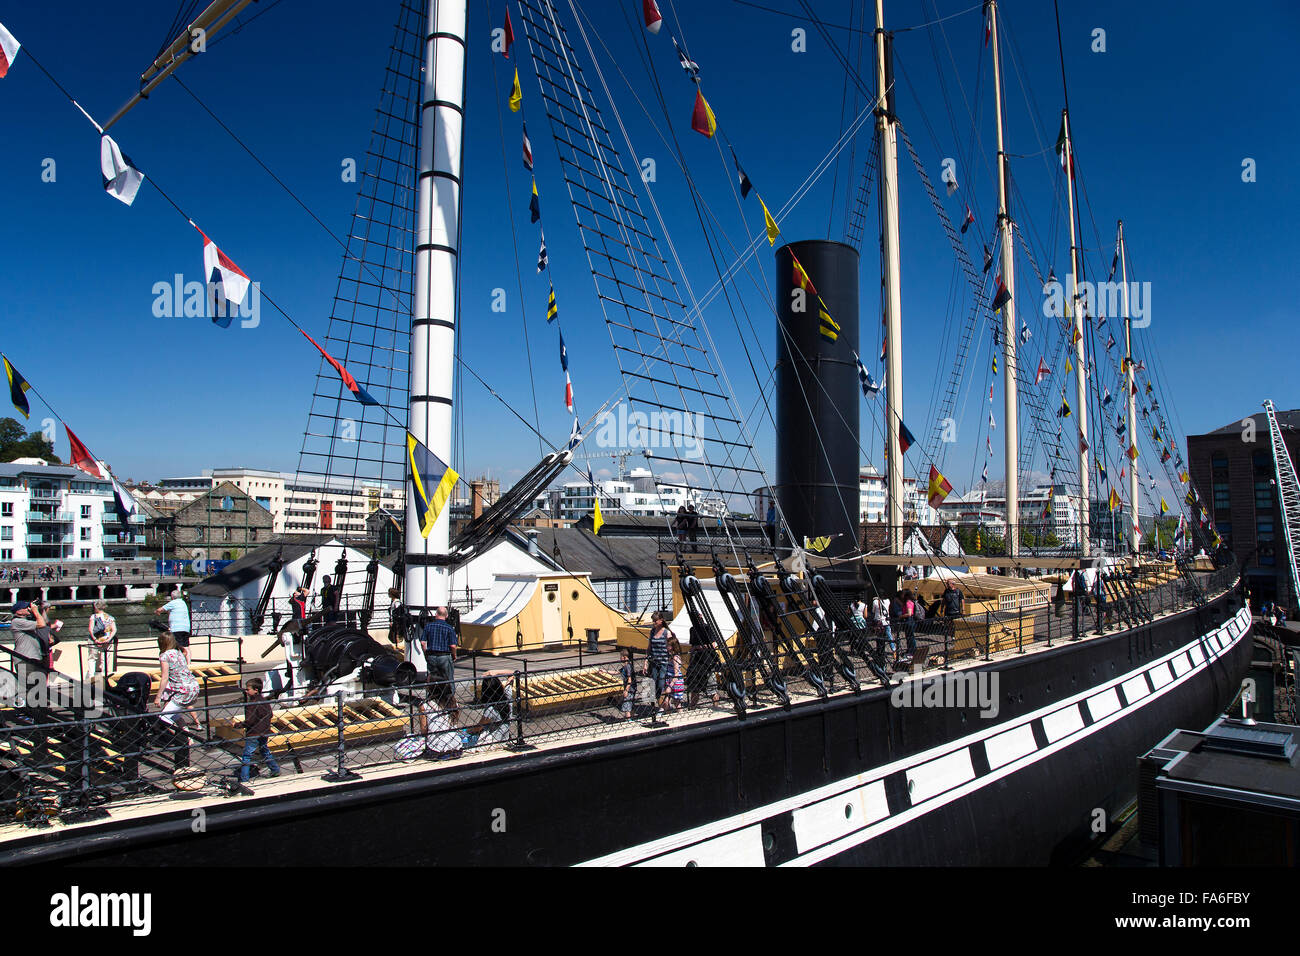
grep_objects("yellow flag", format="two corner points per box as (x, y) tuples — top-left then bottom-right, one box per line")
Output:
(759, 196), (780, 245)
(1065, 355), (1073, 373)
(509, 69), (522, 112)
(1109, 488), (1120, 512)
(593, 496), (604, 536)
(804, 535), (832, 553)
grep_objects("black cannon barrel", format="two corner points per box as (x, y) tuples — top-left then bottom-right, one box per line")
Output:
(305, 624), (412, 687)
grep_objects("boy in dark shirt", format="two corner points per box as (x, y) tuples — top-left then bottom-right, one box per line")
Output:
(239, 678), (281, 782)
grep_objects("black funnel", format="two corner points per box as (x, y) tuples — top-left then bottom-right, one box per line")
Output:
(774, 240), (860, 564)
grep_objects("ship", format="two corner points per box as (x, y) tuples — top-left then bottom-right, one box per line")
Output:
(0, 0), (1255, 866)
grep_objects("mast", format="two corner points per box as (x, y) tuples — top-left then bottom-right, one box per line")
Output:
(406, 0), (467, 612)
(875, 0), (905, 556)
(1062, 109), (1088, 556)
(989, 0), (1018, 556)
(1119, 220), (1138, 556)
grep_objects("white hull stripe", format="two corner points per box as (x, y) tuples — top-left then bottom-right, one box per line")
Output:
(577, 606), (1251, 867)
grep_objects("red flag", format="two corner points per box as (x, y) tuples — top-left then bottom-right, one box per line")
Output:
(299, 329), (380, 406)
(502, 9), (514, 59)
(643, 0), (663, 34)
(65, 425), (104, 478)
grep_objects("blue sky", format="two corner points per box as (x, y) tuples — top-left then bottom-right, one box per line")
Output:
(0, 0), (1296, 498)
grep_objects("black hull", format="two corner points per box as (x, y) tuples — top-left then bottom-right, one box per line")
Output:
(1, 593), (1251, 866)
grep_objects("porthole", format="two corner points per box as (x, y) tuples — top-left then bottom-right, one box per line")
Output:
(762, 831), (775, 852)
(844, 804), (853, 819)
(547, 592), (556, 603)
(685, 860), (698, 868)
(571, 590), (580, 601)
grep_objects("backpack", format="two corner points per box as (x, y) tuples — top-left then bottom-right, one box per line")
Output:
(914, 602), (926, 621)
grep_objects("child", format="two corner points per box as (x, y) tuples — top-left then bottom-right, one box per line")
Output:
(619, 648), (637, 720)
(240, 678), (281, 782)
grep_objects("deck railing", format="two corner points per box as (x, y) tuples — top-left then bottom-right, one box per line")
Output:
(0, 566), (1240, 828)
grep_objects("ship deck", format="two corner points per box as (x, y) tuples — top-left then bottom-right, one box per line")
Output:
(0, 569), (1239, 848)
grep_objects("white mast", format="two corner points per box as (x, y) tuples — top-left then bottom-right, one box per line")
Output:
(989, 0), (1018, 557)
(875, 0), (905, 556)
(1063, 109), (1089, 557)
(406, 0), (467, 612)
(1119, 220), (1139, 556)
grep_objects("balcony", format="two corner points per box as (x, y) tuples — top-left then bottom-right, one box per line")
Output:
(28, 489), (63, 501)
(26, 533), (72, 545)
(101, 511), (148, 525)
(27, 511), (73, 523)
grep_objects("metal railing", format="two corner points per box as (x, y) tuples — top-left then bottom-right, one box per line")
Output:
(0, 565), (1239, 829)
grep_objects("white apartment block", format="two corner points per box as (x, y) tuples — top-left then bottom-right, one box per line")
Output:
(0, 459), (145, 562)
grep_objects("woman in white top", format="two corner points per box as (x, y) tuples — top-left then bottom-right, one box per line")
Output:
(418, 680), (463, 759)
(86, 599), (116, 683)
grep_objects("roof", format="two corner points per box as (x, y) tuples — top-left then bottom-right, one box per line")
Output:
(1203, 409), (1300, 437)
(529, 527), (665, 580)
(188, 537), (346, 596)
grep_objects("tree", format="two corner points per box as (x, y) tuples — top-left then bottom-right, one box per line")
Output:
(0, 417), (60, 463)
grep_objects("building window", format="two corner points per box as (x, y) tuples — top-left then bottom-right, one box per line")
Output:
(223, 527), (232, 541)
(80, 527), (91, 541)
(0, 549), (10, 560)
(0, 502), (11, 517)
(80, 504), (92, 519)
(0, 526), (10, 541)
(250, 529), (257, 541)
(80, 549), (90, 560)
(195, 527), (204, 541)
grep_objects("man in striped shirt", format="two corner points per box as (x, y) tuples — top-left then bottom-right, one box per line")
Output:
(643, 610), (673, 716)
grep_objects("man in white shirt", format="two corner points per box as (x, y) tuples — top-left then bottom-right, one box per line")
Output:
(156, 589), (192, 661)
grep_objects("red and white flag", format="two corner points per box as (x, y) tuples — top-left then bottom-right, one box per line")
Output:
(195, 224), (251, 325)
(1034, 357), (1050, 385)
(643, 0), (663, 34)
(502, 9), (514, 59)
(0, 21), (20, 78)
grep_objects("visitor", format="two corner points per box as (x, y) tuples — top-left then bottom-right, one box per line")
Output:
(419, 680), (463, 760)
(942, 581), (964, 619)
(684, 627), (719, 709)
(7, 600), (50, 712)
(902, 590), (917, 662)
(685, 503), (700, 544)
(421, 606), (458, 689)
(667, 634), (685, 711)
(154, 632), (200, 731)
(239, 677), (281, 782)
(871, 594), (895, 659)
(319, 575), (341, 624)
(460, 669), (517, 748)
(386, 586), (404, 645)
(765, 501), (777, 548)
(87, 599), (116, 684)
(644, 610), (674, 716)
(155, 588), (192, 661)
(289, 585), (308, 623)
(619, 647), (639, 719)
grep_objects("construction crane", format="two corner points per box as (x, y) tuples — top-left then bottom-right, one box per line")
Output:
(1263, 400), (1300, 610)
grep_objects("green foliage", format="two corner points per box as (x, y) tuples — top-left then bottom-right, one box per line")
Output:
(956, 526), (1006, 556)
(1144, 516), (1178, 550)
(0, 417), (61, 463)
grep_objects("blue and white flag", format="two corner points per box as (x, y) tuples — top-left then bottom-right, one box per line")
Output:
(853, 351), (883, 398)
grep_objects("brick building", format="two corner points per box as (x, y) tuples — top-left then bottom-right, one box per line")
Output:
(144, 481), (274, 562)
(1187, 408), (1300, 611)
